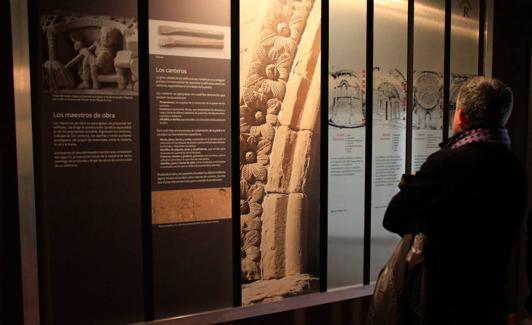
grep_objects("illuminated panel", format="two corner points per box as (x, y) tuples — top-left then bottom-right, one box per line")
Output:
(239, 0), (322, 304)
(412, 0), (445, 171)
(371, 0), (408, 280)
(328, 0), (366, 288)
(449, 0), (479, 135)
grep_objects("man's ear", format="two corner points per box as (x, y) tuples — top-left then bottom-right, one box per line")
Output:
(456, 108), (469, 130)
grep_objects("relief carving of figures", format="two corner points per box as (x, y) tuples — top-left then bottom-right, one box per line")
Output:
(41, 12), (139, 94)
(74, 26), (122, 89)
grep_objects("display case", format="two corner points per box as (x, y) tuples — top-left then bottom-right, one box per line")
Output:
(9, 0), (492, 323)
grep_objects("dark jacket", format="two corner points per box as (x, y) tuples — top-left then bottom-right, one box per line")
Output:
(383, 139), (527, 324)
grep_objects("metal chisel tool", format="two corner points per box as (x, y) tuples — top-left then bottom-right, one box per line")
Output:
(159, 36), (225, 49)
(158, 25), (225, 40)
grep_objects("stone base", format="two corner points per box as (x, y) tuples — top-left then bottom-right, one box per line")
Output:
(242, 274), (320, 305)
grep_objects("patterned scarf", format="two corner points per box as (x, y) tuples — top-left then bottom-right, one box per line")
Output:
(443, 128), (511, 149)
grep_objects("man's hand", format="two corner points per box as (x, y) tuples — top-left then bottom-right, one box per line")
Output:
(399, 174), (415, 190)
(79, 48), (92, 57)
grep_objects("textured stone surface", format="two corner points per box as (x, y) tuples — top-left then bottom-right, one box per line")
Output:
(126, 31), (138, 57)
(239, 0), (318, 283)
(260, 193), (288, 279)
(287, 130), (314, 194)
(291, 1), (322, 79)
(279, 10), (321, 131)
(114, 50), (132, 69)
(299, 54), (321, 131)
(240, 0), (321, 285)
(130, 58), (139, 78)
(151, 187), (231, 224)
(239, 0), (272, 91)
(285, 193), (307, 276)
(277, 74), (312, 129)
(242, 274), (319, 305)
(242, 258), (261, 282)
(265, 126), (297, 193)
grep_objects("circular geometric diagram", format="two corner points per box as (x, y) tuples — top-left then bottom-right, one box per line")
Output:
(415, 71), (441, 111)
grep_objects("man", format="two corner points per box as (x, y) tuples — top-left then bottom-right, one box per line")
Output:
(383, 77), (528, 324)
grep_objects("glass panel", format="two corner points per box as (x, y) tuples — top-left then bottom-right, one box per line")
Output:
(412, 0), (445, 171)
(449, 0), (479, 135)
(149, 0), (233, 317)
(37, 3), (144, 323)
(240, 0), (322, 304)
(328, 0), (367, 289)
(371, 0), (408, 281)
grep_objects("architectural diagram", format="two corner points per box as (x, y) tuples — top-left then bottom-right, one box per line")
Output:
(328, 70), (365, 128)
(413, 71), (443, 130)
(373, 67), (406, 128)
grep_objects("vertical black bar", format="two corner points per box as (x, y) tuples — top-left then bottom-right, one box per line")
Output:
(443, 0), (452, 141)
(231, 0), (242, 307)
(363, 0), (374, 285)
(27, 1), (47, 323)
(320, 0), (329, 293)
(138, 0), (154, 320)
(478, 0), (486, 75)
(405, 0), (414, 175)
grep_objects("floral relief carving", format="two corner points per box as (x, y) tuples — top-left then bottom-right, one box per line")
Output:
(240, 138), (269, 183)
(260, 2), (308, 58)
(246, 50), (290, 99)
(240, 0), (314, 283)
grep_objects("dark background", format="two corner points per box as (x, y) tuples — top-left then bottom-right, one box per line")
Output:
(152, 220), (233, 318)
(1, 0), (531, 324)
(149, 56), (232, 191)
(492, 0), (532, 320)
(149, 0), (230, 26)
(38, 0), (136, 17)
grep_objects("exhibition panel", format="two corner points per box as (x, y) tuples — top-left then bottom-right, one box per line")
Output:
(31, 0), (145, 323)
(15, 0), (491, 322)
(327, 0), (366, 289)
(370, 0), (408, 281)
(239, 0), (322, 304)
(148, 0), (233, 318)
(449, 0), (480, 135)
(411, 0), (445, 171)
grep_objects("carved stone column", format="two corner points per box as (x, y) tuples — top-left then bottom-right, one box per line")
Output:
(261, 1), (321, 279)
(240, 0), (321, 303)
